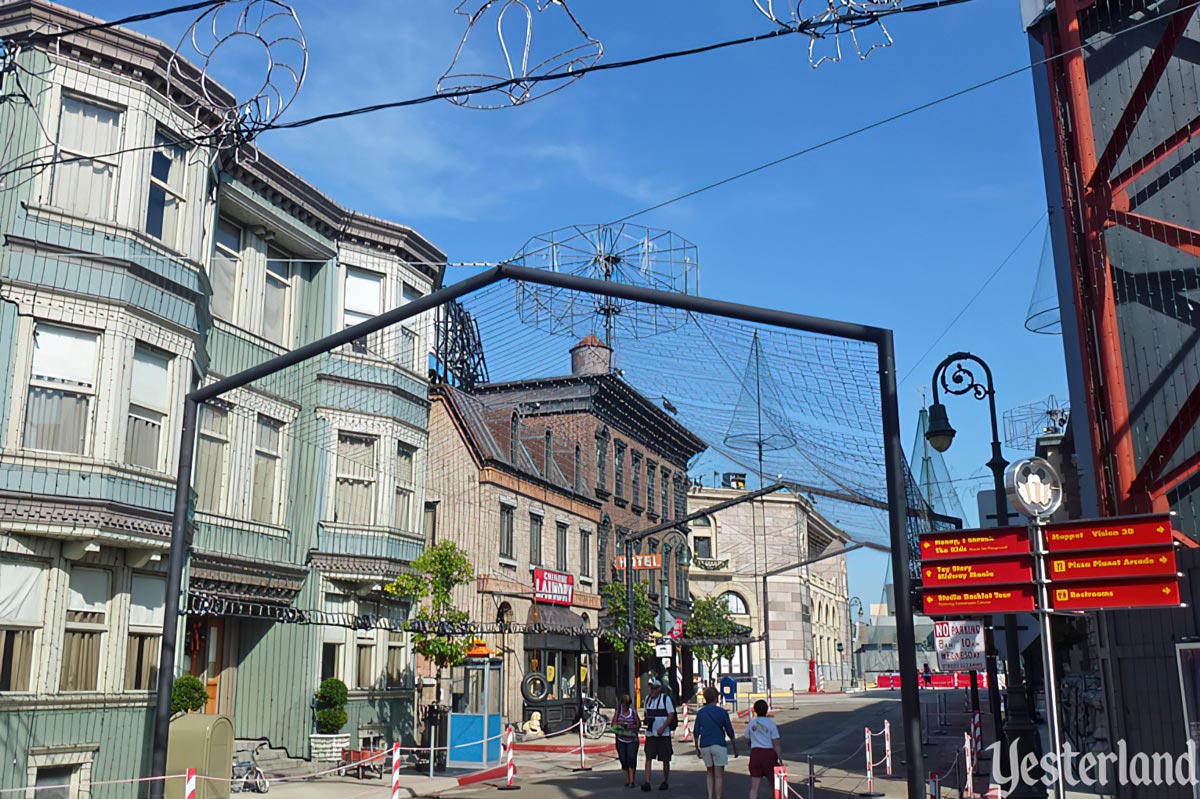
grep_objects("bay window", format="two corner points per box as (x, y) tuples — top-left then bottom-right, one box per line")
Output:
(394, 443), (414, 531)
(0, 559), (45, 692)
(125, 574), (165, 690)
(263, 247), (291, 345)
(145, 130), (185, 243)
(336, 432), (376, 525)
(126, 344), (171, 470)
(195, 404), (229, 512)
(344, 268), (382, 353)
(53, 96), (121, 220)
(250, 415), (283, 524)
(211, 219), (241, 320)
(24, 323), (99, 455)
(61, 567), (109, 692)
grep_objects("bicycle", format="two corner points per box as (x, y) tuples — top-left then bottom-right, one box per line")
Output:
(582, 694), (609, 739)
(231, 742), (270, 793)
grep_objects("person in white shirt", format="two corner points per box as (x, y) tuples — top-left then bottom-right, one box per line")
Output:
(740, 700), (782, 799)
(641, 677), (677, 791)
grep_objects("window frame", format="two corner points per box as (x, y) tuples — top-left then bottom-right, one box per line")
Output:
(195, 403), (230, 514)
(613, 440), (626, 499)
(343, 266), (384, 354)
(23, 322), (100, 457)
(499, 504), (515, 560)
(631, 450), (643, 509)
(251, 414), (284, 525)
(61, 567), (111, 693)
(335, 431), (378, 526)
(145, 128), (187, 245)
(125, 572), (165, 692)
(0, 558), (46, 694)
(263, 246), (294, 346)
(210, 217), (243, 321)
(555, 521), (568, 572)
(52, 94), (123, 220)
(529, 513), (543, 567)
(394, 442), (415, 532)
(580, 528), (592, 578)
(125, 343), (173, 472)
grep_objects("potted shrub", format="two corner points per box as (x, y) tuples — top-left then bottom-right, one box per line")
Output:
(310, 677), (349, 762)
(171, 675), (207, 717)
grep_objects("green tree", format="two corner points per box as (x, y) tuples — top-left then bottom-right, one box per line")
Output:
(687, 595), (738, 684)
(386, 540), (475, 698)
(601, 578), (657, 660)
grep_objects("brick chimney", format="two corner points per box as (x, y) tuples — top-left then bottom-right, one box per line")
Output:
(570, 334), (612, 376)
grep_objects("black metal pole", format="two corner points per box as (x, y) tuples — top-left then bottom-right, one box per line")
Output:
(985, 624), (1004, 746)
(878, 331), (925, 799)
(149, 396), (199, 799)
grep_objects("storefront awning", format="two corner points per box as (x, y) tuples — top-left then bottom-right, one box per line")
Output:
(525, 603), (594, 651)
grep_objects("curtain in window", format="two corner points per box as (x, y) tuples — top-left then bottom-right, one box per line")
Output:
(0, 560), (45, 621)
(61, 631), (101, 691)
(394, 488), (411, 531)
(263, 266), (288, 344)
(336, 478), (373, 525)
(356, 644), (374, 689)
(0, 629), (34, 691)
(386, 633), (406, 688)
(54, 97), (120, 219)
(24, 388), (88, 454)
(195, 406), (228, 512)
(337, 435), (375, 525)
(396, 445), (414, 483)
(125, 413), (160, 469)
(251, 452), (277, 523)
(124, 633), (159, 690)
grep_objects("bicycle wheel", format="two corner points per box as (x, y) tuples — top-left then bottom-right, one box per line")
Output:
(254, 770), (269, 793)
(584, 713), (608, 739)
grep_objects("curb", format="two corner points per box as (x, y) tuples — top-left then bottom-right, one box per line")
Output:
(513, 742), (611, 755)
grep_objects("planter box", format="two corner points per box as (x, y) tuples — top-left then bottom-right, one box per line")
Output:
(310, 733), (350, 762)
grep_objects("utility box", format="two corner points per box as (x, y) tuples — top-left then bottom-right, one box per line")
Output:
(166, 714), (234, 799)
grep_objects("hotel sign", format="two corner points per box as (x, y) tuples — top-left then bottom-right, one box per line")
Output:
(613, 553), (662, 571)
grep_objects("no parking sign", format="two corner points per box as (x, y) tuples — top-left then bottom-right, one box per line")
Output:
(933, 620), (985, 672)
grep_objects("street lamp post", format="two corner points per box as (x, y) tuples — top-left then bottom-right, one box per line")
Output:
(927, 352), (1044, 799)
(848, 597), (862, 689)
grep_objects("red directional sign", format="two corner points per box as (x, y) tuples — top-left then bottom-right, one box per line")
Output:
(923, 585), (1037, 616)
(918, 527), (1030, 562)
(1049, 577), (1183, 611)
(922, 557), (1034, 588)
(1043, 513), (1173, 553)
(1048, 546), (1177, 583)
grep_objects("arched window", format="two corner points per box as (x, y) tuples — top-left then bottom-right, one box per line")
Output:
(509, 412), (520, 464)
(720, 591), (749, 616)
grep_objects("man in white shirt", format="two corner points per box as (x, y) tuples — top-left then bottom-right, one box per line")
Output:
(642, 677), (677, 791)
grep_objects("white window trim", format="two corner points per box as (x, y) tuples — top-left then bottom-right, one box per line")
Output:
(53, 93), (124, 222)
(26, 745), (96, 799)
(251, 414), (285, 525)
(145, 129), (187, 246)
(24, 322), (101, 458)
(263, 249), (293, 346)
(195, 402), (232, 515)
(336, 430), (379, 527)
(211, 218), (243, 322)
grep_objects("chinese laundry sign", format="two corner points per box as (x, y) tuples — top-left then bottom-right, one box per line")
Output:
(533, 568), (574, 606)
(919, 512), (1182, 616)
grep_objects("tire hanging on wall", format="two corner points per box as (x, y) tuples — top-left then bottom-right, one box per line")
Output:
(522, 671), (549, 702)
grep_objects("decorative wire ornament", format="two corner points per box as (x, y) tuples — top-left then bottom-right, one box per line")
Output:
(753, 0), (898, 67)
(166, 0), (307, 163)
(438, 0), (602, 109)
(512, 224), (699, 346)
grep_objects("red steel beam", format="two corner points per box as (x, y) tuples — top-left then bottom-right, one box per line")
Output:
(1151, 447), (1200, 502)
(1110, 113), (1200, 196)
(1089, 5), (1198, 188)
(1056, 0), (1143, 513)
(1137, 378), (1200, 493)
(1109, 210), (1200, 259)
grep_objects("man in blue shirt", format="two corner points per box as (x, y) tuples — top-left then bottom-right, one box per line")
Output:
(693, 686), (739, 799)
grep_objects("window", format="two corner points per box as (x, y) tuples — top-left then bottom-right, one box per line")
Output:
(53, 96), (121, 219)
(251, 416), (283, 524)
(24, 324), (99, 455)
(499, 505), (515, 559)
(530, 514), (543, 566)
(675, 474), (688, 519)
(595, 431), (608, 491)
(614, 440), (626, 499)
(394, 443), (414, 531)
(424, 502), (438, 545)
(126, 345), (171, 470)
(646, 460), (657, 515)
(693, 535), (713, 559)
(555, 522), (568, 571)
(34, 767), (74, 799)
(126, 574), (164, 690)
(580, 529), (592, 578)
(336, 433), (376, 525)
(0, 559), (45, 692)
(399, 285), (423, 372)
(321, 643), (341, 682)
(674, 551), (686, 598)
(573, 445), (582, 492)
(661, 469), (671, 521)
(211, 219), (241, 320)
(263, 247), (292, 345)
(356, 642), (375, 689)
(195, 404), (228, 512)
(145, 130), (185, 242)
(631, 451), (642, 508)
(62, 568), (109, 692)
(344, 268), (383, 353)
(720, 592), (749, 616)
(386, 632), (406, 689)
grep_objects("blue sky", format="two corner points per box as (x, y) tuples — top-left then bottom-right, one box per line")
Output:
(90, 0), (1069, 611)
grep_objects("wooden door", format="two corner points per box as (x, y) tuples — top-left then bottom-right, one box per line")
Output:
(190, 620), (223, 714)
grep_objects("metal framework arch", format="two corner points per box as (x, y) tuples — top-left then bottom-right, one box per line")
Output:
(151, 263), (928, 799)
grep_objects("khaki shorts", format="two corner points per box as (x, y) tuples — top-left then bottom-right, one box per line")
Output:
(698, 744), (729, 768)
